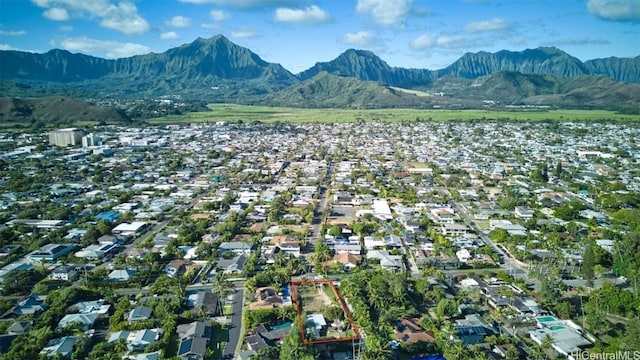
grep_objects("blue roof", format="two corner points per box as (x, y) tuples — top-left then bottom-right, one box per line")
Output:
(96, 211), (120, 222)
(412, 356), (446, 360)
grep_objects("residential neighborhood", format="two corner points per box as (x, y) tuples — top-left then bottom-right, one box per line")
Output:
(0, 120), (638, 359)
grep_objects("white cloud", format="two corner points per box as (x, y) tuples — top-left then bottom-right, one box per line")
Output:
(231, 28), (257, 38)
(58, 25), (73, 32)
(0, 44), (40, 52)
(274, 5), (331, 25)
(44, 7), (70, 21)
(435, 35), (472, 49)
(210, 9), (229, 21)
(410, 34), (434, 49)
(59, 36), (151, 58)
(466, 18), (511, 33)
(342, 31), (378, 47)
(356, 0), (411, 25)
(178, 0), (293, 7)
(167, 15), (191, 28)
(409, 34), (475, 50)
(160, 31), (180, 40)
(587, 0), (640, 23)
(0, 30), (27, 36)
(32, 0), (150, 35)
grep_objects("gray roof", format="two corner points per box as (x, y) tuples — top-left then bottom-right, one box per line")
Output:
(177, 321), (212, 340)
(128, 306), (153, 322)
(178, 337), (208, 358)
(40, 336), (76, 358)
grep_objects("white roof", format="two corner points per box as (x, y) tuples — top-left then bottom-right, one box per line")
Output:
(113, 222), (147, 232)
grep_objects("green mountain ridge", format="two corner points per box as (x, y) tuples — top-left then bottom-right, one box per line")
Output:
(0, 96), (132, 128)
(255, 72), (437, 108)
(0, 35), (639, 112)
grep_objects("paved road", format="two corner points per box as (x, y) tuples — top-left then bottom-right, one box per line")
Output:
(452, 201), (541, 291)
(221, 287), (244, 360)
(306, 161), (335, 253)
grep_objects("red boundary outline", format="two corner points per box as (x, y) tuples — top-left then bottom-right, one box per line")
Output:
(290, 279), (361, 345)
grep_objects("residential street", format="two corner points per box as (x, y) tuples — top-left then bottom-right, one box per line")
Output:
(221, 287), (244, 360)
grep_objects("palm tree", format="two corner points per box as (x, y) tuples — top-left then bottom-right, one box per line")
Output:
(540, 333), (555, 359)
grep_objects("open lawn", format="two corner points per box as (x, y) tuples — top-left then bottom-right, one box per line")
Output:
(147, 104), (640, 124)
(298, 283), (334, 313)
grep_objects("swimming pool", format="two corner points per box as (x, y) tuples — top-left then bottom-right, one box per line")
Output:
(537, 316), (557, 323)
(272, 322), (293, 331)
(550, 325), (565, 330)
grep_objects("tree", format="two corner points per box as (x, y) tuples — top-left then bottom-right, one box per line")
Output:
(582, 242), (596, 286)
(313, 242), (332, 274)
(435, 298), (457, 320)
(620, 318), (640, 352)
(1, 269), (44, 295)
(254, 346), (280, 360)
(279, 319), (316, 360)
(554, 160), (563, 178)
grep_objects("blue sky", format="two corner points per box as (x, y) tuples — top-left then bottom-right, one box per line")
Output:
(0, 0), (638, 73)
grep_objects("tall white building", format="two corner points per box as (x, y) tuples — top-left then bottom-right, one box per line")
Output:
(82, 133), (101, 148)
(48, 128), (84, 147)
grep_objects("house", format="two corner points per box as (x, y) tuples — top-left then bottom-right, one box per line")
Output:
(217, 255), (247, 274)
(187, 292), (220, 317)
(40, 336), (76, 358)
(218, 242), (255, 255)
(334, 252), (360, 270)
(245, 333), (269, 351)
(75, 242), (119, 261)
(123, 351), (161, 360)
(490, 220), (527, 236)
(57, 313), (98, 331)
(306, 313), (327, 338)
(109, 328), (162, 351)
(112, 221), (147, 235)
(250, 287), (283, 310)
(431, 208), (455, 224)
(128, 306), (153, 324)
(393, 318), (436, 344)
(277, 242), (301, 257)
(456, 249), (473, 263)
(177, 321), (211, 360)
(28, 243), (76, 262)
(529, 316), (592, 358)
(440, 223), (469, 236)
(1, 293), (48, 318)
(455, 314), (497, 345)
(50, 265), (79, 281)
(333, 192), (354, 205)
(6, 320), (32, 335)
(165, 259), (186, 278)
(333, 242), (361, 255)
(514, 206), (534, 219)
(177, 321), (212, 339)
(367, 250), (404, 272)
(0, 334), (17, 353)
(372, 199), (393, 221)
(383, 234), (403, 248)
(254, 322), (292, 342)
(108, 268), (136, 282)
(177, 337), (208, 360)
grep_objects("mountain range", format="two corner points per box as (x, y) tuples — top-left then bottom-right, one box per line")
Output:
(0, 35), (639, 112)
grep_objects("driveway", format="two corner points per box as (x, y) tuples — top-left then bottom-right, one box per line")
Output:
(221, 288), (244, 359)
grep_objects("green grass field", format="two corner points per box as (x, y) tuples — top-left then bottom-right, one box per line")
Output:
(147, 103), (640, 124)
(149, 104), (640, 125)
